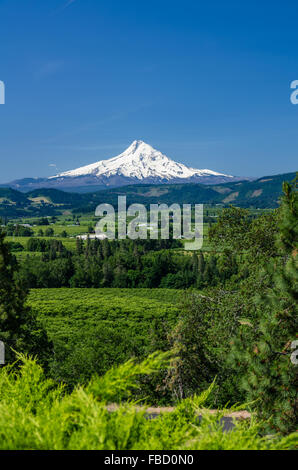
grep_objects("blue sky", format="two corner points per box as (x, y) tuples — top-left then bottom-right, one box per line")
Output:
(0, 0), (297, 183)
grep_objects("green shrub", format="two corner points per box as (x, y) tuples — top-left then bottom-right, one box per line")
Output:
(0, 353), (296, 450)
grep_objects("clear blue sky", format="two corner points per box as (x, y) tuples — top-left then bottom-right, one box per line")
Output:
(0, 0), (297, 183)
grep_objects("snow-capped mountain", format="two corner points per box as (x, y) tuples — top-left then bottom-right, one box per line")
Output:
(51, 140), (232, 182)
(5, 141), (245, 192)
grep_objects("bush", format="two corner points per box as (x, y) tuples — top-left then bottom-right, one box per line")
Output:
(0, 354), (296, 450)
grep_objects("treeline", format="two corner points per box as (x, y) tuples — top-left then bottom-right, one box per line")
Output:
(3, 216), (62, 238)
(17, 237), (240, 289)
(4, 224), (34, 237)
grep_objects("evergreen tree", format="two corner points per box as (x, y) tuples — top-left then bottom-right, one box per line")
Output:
(76, 237), (83, 255)
(85, 235), (91, 257)
(230, 179), (297, 434)
(0, 231), (52, 366)
(198, 252), (205, 274)
(102, 239), (111, 258)
(191, 253), (198, 276)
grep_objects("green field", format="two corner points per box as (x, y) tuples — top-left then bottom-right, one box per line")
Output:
(28, 287), (180, 316)
(6, 236), (78, 251)
(28, 288), (181, 334)
(7, 220), (213, 252)
(27, 288), (182, 386)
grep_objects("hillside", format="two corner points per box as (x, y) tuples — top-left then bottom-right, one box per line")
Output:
(0, 171), (296, 218)
(93, 172), (296, 208)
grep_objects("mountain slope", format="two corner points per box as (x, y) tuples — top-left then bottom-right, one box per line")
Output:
(78, 172), (296, 210)
(211, 172), (297, 208)
(2, 140), (243, 192)
(52, 140), (232, 181)
(0, 172), (295, 218)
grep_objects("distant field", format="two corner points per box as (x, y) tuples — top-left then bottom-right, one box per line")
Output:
(30, 224), (91, 237)
(14, 251), (42, 261)
(7, 219), (213, 252)
(7, 204), (273, 254)
(6, 236), (77, 251)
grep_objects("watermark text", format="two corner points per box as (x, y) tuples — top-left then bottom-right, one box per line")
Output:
(95, 197), (203, 250)
(0, 81), (5, 104)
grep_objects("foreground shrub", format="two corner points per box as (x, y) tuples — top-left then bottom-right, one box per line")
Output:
(0, 353), (296, 450)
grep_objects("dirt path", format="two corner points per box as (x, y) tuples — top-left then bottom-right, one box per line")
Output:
(106, 405), (251, 432)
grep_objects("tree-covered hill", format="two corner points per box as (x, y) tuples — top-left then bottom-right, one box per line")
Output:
(0, 171), (296, 218)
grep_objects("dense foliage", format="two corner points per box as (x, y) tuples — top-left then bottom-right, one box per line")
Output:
(229, 180), (298, 433)
(0, 231), (51, 366)
(16, 237), (240, 290)
(0, 353), (296, 450)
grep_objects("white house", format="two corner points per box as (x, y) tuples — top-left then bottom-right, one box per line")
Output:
(76, 233), (108, 240)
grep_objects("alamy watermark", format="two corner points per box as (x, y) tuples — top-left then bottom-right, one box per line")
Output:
(0, 81), (5, 104)
(290, 80), (298, 104)
(94, 197), (203, 250)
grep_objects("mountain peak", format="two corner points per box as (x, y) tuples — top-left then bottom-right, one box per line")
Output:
(130, 139), (146, 147)
(50, 140), (234, 184)
(123, 140), (159, 157)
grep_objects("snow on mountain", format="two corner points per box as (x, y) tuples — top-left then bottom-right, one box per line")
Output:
(5, 141), (241, 193)
(50, 140), (233, 182)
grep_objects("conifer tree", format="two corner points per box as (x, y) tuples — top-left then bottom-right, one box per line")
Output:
(191, 253), (198, 275)
(198, 252), (205, 274)
(0, 231), (52, 365)
(231, 178), (297, 433)
(76, 237), (83, 255)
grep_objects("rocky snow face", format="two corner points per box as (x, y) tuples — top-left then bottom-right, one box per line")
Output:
(51, 140), (233, 181)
